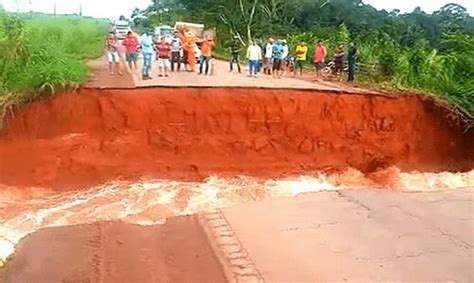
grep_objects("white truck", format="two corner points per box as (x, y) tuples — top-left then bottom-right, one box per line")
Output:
(154, 25), (174, 41)
(113, 20), (131, 39)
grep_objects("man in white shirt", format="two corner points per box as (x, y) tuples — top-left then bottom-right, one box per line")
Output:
(247, 40), (262, 77)
(263, 38), (274, 75)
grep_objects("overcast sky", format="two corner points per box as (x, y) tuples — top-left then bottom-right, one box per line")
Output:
(0, 0), (473, 19)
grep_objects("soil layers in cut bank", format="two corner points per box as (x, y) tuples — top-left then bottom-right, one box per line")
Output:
(1, 86), (472, 190)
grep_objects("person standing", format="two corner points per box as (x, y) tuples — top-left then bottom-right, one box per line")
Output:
(247, 40), (262, 77)
(229, 36), (242, 73)
(347, 42), (359, 82)
(272, 39), (284, 79)
(313, 40), (327, 80)
(177, 28), (197, 72)
(170, 33), (182, 72)
(105, 32), (122, 76)
(199, 35), (215, 75)
(140, 30), (154, 80)
(122, 31), (139, 73)
(294, 41), (308, 77)
(281, 39), (289, 76)
(156, 37), (172, 77)
(333, 44), (345, 81)
(263, 38), (274, 75)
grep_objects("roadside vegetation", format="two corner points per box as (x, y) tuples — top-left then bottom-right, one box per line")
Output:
(0, 12), (108, 106)
(134, 0), (474, 124)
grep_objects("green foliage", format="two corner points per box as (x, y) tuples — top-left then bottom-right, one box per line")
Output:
(133, 0), (473, 121)
(0, 13), (108, 103)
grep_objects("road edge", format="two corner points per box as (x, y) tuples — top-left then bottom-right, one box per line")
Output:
(198, 211), (265, 283)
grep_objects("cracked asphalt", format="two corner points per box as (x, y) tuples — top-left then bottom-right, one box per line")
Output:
(222, 189), (474, 282)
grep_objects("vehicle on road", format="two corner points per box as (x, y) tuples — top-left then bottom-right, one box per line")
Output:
(114, 20), (131, 39)
(154, 25), (174, 41)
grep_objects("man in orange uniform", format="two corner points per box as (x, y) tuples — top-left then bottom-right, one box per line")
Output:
(198, 35), (215, 75)
(177, 28), (197, 72)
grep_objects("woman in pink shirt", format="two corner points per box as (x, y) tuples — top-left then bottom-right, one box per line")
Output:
(313, 41), (327, 80)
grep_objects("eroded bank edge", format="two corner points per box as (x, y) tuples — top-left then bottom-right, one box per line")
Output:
(199, 211), (265, 283)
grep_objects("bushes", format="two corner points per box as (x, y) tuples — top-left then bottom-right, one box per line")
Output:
(284, 29), (473, 122)
(0, 13), (108, 103)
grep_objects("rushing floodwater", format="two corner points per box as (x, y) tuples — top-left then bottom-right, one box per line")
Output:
(1, 167), (473, 266)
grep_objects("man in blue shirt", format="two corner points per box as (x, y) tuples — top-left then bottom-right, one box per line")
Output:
(272, 40), (284, 79)
(140, 30), (154, 80)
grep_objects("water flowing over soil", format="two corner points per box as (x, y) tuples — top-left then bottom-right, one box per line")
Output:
(1, 86), (473, 265)
(1, 87), (472, 190)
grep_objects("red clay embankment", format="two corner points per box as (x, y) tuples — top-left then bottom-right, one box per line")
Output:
(1, 87), (472, 190)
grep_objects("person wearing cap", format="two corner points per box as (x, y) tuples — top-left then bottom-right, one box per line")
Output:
(122, 31), (140, 73)
(229, 36), (242, 73)
(263, 38), (274, 75)
(105, 32), (123, 76)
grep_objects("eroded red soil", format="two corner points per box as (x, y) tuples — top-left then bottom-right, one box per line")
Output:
(1, 87), (472, 190)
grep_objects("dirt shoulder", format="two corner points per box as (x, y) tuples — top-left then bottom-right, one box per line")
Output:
(0, 215), (227, 283)
(86, 53), (135, 88)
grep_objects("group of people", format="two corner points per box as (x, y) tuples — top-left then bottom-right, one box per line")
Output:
(232, 37), (359, 81)
(315, 41), (359, 82)
(106, 29), (359, 82)
(241, 38), (298, 79)
(105, 29), (216, 80)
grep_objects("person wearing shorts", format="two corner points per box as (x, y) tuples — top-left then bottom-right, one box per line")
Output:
(122, 31), (139, 73)
(263, 38), (274, 75)
(313, 40), (327, 80)
(333, 45), (345, 81)
(294, 41), (308, 77)
(281, 39), (289, 76)
(156, 37), (171, 77)
(272, 40), (284, 79)
(105, 32), (122, 76)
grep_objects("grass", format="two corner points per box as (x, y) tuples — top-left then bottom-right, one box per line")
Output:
(0, 12), (108, 105)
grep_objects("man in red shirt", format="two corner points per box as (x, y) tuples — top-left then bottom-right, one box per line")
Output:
(122, 31), (140, 73)
(199, 35), (215, 75)
(156, 37), (172, 77)
(313, 40), (327, 80)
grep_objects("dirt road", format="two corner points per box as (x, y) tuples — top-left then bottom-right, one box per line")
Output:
(0, 216), (226, 283)
(86, 51), (375, 94)
(1, 50), (473, 282)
